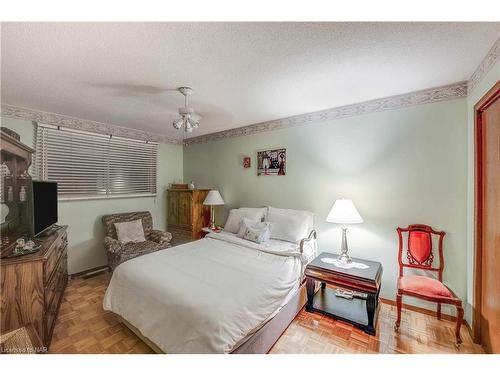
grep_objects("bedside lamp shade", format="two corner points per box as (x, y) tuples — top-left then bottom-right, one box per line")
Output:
(203, 190), (224, 230)
(203, 190), (225, 206)
(326, 199), (363, 224)
(326, 199), (363, 264)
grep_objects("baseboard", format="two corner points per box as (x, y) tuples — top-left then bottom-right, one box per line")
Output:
(69, 264), (109, 279)
(380, 297), (458, 322)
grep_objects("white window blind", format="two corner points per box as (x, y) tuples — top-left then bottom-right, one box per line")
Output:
(35, 124), (157, 199)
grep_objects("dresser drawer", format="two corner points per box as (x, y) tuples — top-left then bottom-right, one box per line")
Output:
(45, 251), (67, 309)
(44, 260), (67, 346)
(44, 232), (68, 284)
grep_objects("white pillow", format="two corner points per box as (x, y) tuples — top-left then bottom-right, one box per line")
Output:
(114, 219), (146, 244)
(223, 207), (267, 233)
(266, 207), (314, 243)
(243, 225), (271, 244)
(237, 218), (272, 238)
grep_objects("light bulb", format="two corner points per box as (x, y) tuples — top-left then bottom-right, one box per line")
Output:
(188, 118), (199, 128)
(172, 118), (183, 130)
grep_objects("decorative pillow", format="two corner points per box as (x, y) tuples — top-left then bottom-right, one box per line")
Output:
(114, 219), (146, 244)
(223, 207), (267, 233)
(266, 207), (313, 243)
(237, 218), (272, 238)
(243, 226), (271, 244)
(236, 217), (259, 237)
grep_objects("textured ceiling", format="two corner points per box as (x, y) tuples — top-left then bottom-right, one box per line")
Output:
(1, 22), (499, 139)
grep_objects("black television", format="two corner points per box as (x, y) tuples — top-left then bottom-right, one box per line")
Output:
(31, 181), (58, 236)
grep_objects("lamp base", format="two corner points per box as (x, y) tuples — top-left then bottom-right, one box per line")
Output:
(338, 227), (352, 263)
(337, 251), (352, 264)
(209, 205), (216, 230)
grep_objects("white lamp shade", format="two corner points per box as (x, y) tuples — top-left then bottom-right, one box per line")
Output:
(326, 199), (363, 224)
(203, 190), (225, 205)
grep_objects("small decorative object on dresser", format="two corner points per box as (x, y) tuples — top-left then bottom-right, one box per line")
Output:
(167, 188), (211, 242)
(203, 190), (225, 230)
(326, 198), (364, 264)
(305, 252), (382, 335)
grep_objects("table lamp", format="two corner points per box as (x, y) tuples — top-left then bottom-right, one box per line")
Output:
(203, 190), (225, 230)
(326, 199), (363, 263)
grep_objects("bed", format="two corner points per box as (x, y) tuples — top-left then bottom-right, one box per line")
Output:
(103, 208), (317, 354)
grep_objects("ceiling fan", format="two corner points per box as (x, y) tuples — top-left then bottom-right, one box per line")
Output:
(172, 86), (199, 133)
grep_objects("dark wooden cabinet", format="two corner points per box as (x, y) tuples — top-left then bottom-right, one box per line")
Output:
(1, 226), (68, 348)
(305, 253), (382, 335)
(167, 189), (210, 242)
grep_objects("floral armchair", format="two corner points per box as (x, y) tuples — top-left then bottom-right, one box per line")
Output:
(102, 211), (172, 270)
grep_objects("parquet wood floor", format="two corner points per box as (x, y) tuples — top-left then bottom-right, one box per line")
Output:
(49, 272), (484, 354)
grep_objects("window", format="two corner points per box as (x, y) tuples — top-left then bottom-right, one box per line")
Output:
(35, 124), (157, 200)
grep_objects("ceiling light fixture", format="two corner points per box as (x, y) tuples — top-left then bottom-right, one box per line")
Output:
(172, 86), (199, 133)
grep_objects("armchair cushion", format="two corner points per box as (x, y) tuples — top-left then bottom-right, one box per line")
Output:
(114, 219), (146, 244)
(149, 229), (172, 245)
(398, 275), (454, 299)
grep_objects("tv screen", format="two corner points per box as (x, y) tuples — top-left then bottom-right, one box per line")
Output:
(32, 181), (58, 236)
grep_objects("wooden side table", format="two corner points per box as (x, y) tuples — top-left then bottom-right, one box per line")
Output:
(304, 253), (383, 335)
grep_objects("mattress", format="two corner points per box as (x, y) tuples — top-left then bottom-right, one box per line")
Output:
(103, 232), (309, 353)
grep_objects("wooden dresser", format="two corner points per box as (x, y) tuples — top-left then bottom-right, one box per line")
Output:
(1, 226), (68, 349)
(167, 188), (211, 242)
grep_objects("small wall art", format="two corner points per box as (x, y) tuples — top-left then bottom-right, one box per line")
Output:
(243, 157), (251, 168)
(257, 148), (286, 176)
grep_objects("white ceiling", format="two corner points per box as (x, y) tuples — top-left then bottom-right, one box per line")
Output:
(1, 22), (499, 139)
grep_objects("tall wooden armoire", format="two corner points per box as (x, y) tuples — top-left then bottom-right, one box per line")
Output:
(167, 188), (210, 242)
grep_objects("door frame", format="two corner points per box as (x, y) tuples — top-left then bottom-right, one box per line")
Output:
(473, 80), (500, 344)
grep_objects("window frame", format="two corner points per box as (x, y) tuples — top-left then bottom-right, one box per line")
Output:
(35, 123), (158, 201)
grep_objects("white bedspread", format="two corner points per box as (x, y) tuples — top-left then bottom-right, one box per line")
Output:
(102, 232), (304, 353)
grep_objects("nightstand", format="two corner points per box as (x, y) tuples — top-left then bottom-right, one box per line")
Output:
(305, 252), (383, 335)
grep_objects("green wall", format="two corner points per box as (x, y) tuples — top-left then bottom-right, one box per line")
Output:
(184, 99), (468, 312)
(0, 117), (183, 274)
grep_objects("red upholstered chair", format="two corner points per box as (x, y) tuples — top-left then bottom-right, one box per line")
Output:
(395, 224), (464, 347)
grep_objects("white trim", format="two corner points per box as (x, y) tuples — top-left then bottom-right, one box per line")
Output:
(468, 37), (500, 93)
(1, 104), (181, 145)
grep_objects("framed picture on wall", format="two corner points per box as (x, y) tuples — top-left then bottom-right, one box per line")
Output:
(257, 148), (286, 176)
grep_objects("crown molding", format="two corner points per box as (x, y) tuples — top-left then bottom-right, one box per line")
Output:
(0, 104), (182, 145)
(185, 81), (468, 145)
(468, 37), (500, 93)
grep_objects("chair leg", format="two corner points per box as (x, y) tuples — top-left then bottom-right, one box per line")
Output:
(437, 303), (442, 320)
(395, 293), (402, 331)
(455, 304), (464, 348)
